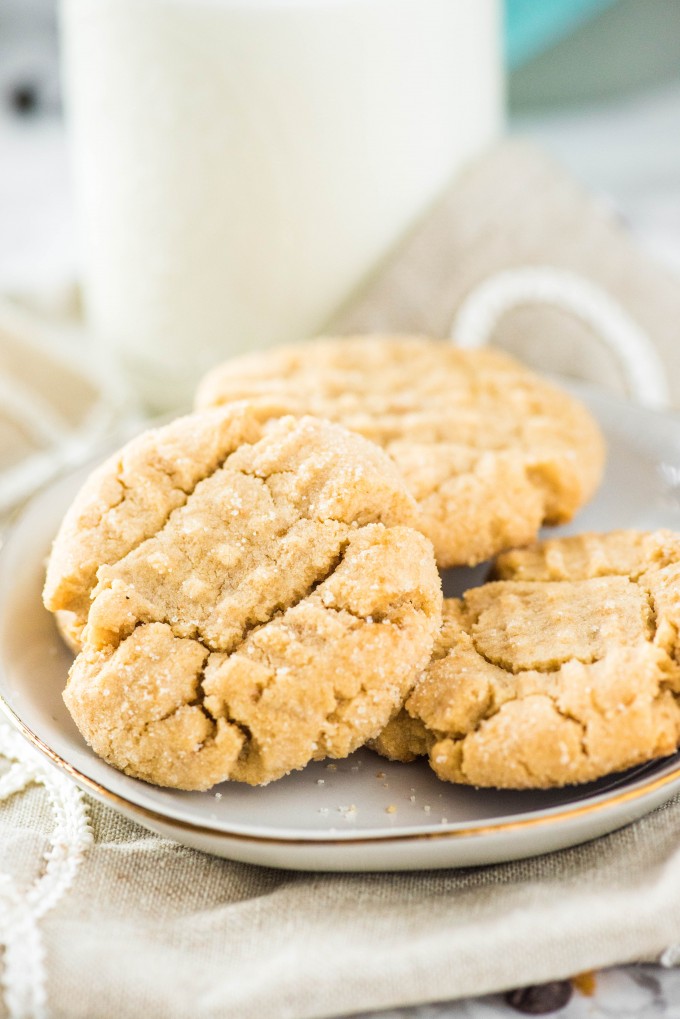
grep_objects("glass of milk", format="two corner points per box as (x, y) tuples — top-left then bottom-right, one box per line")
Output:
(61, 0), (503, 410)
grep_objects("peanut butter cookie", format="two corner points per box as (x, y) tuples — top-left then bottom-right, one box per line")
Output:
(45, 405), (442, 789)
(196, 336), (605, 567)
(371, 531), (680, 788)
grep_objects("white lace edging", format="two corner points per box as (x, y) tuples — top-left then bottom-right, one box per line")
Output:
(0, 721), (93, 1019)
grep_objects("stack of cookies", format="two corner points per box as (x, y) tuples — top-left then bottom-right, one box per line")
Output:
(42, 336), (680, 792)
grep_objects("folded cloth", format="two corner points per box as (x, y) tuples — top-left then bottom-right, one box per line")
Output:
(2, 718), (680, 1019)
(2, 139), (680, 1019)
(0, 298), (138, 525)
(331, 139), (680, 408)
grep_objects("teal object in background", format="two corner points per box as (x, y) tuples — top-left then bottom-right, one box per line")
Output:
(506, 0), (619, 69)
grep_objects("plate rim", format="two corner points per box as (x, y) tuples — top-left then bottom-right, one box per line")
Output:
(3, 693), (680, 848)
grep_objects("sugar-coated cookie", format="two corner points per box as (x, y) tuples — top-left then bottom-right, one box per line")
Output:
(371, 531), (680, 788)
(196, 336), (605, 567)
(45, 405), (442, 788)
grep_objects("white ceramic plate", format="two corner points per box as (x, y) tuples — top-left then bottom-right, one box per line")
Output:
(2, 383), (680, 872)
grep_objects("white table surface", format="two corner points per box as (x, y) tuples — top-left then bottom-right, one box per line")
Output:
(2, 79), (680, 1019)
(360, 965), (680, 1018)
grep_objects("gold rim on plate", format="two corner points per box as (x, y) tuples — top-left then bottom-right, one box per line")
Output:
(3, 692), (680, 848)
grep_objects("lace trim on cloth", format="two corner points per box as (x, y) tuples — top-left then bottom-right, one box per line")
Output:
(0, 720), (92, 1019)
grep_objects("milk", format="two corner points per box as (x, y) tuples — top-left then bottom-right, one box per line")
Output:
(61, 0), (503, 409)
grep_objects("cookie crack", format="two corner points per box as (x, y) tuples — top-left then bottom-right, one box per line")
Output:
(632, 577), (680, 678)
(316, 610), (429, 748)
(188, 644), (263, 758)
(444, 694), (591, 783)
(235, 460), (380, 528)
(551, 702), (589, 760)
(469, 637), (602, 676)
(135, 639), (256, 754)
(637, 577), (661, 644)
(222, 538), (352, 659)
(101, 421), (333, 581)
(123, 451), (340, 602)
(189, 650), (255, 753)
(324, 603), (389, 626)
(445, 734), (545, 786)
(209, 533), (419, 755)
(319, 674), (384, 754)
(185, 649), (217, 727)
(322, 590), (431, 630)
(96, 621), (234, 749)
(129, 537), (353, 665)
(86, 442), (251, 599)
(121, 443), (254, 550)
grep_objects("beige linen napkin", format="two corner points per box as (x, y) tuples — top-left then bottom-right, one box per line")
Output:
(2, 140), (680, 1019)
(0, 298), (137, 524)
(332, 139), (680, 406)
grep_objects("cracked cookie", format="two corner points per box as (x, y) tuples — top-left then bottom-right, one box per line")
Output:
(371, 530), (680, 788)
(196, 335), (605, 567)
(44, 404), (442, 789)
